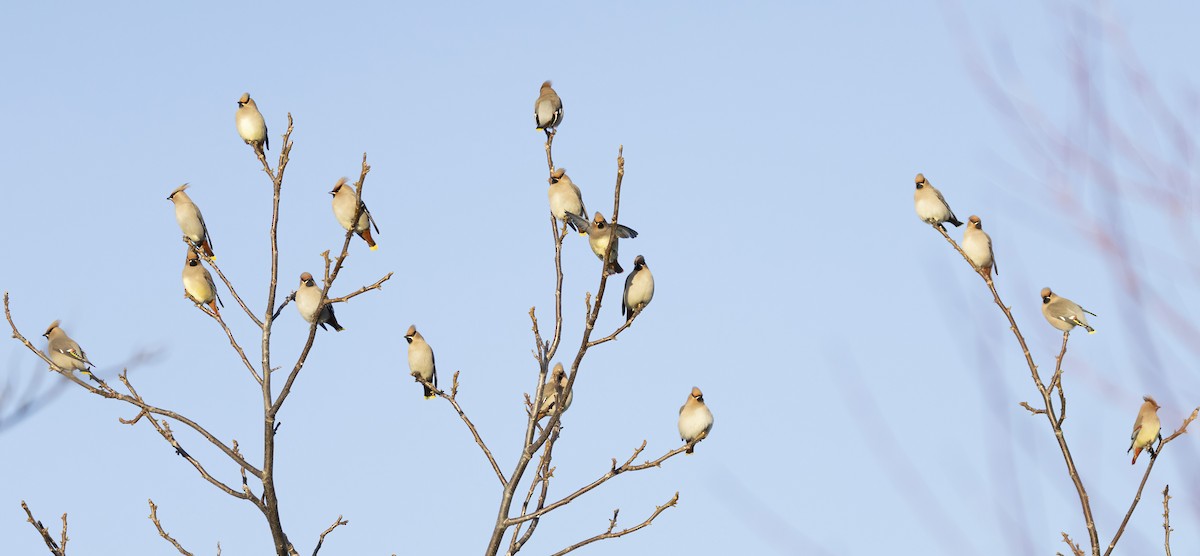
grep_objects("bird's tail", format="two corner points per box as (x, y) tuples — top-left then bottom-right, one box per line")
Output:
(360, 229), (378, 251)
(423, 383), (434, 400)
(202, 241), (215, 259)
(208, 300), (221, 318)
(1085, 324), (1096, 335)
(608, 260), (624, 275)
(1131, 447), (1142, 465)
(948, 215), (963, 227)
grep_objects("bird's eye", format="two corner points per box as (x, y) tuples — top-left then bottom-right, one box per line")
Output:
(1042, 297), (1050, 303)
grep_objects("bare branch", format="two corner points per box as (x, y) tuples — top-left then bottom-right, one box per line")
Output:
(201, 249), (263, 329)
(1061, 532), (1084, 556)
(21, 501), (63, 556)
(326, 272), (393, 304)
(549, 492), (679, 556)
(311, 515), (348, 556)
(932, 227), (1099, 553)
(419, 372), (505, 485)
(149, 499), (195, 556)
(1163, 485), (1172, 556)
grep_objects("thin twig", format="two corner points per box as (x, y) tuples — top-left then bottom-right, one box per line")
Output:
(1162, 485), (1172, 556)
(1062, 532), (1085, 556)
(202, 250), (263, 329)
(419, 372), (505, 485)
(311, 515), (348, 556)
(549, 492), (679, 556)
(21, 501), (63, 556)
(934, 226), (1099, 554)
(149, 499), (195, 556)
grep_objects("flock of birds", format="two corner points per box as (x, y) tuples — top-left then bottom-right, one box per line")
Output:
(912, 173), (1162, 464)
(34, 85), (714, 454)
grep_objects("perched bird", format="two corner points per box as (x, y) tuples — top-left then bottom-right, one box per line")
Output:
(43, 320), (94, 374)
(548, 168), (587, 233)
(565, 212), (638, 275)
(236, 92), (269, 152)
(404, 325), (437, 399)
(1040, 288), (1096, 334)
(962, 215), (998, 277)
(183, 249), (223, 317)
(622, 255), (654, 321)
(330, 177), (380, 250)
(167, 184), (215, 258)
(295, 272), (343, 331)
(913, 173), (963, 229)
(536, 362), (573, 420)
(1128, 396), (1162, 465)
(534, 81), (563, 138)
(678, 387), (714, 454)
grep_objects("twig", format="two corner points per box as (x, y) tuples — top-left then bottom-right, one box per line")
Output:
(202, 249), (263, 329)
(149, 499), (195, 556)
(1162, 485), (1172, 556)
(1103, 408), (1198, 556)
(419, 372), (505, 485)
(1062, 532), (1085, 556)
(59, 513), (68, 555)
(311, 515), (348, 556)
(326, 272), (393, 304)
(21, 501), (63, 556)
(934, 226), (1099, 554)
(549, 492), (679, 556)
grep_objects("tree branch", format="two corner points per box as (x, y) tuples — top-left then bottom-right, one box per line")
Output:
(418, 372), (505, 485)
(149, 499), (195, 556)
(1162, 485), (1172, 556)
(548, 492), (679, 556)
(310, 515), (348, 556)
(21, 501), (64, 556)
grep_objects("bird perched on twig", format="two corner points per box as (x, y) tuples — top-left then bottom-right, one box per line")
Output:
(296, 272), (343, 331)
(548, 168), (587, 234)
(1040, 287), (1096, 334)
(536, 362), (572, 420)
(913, 173), (962, 229)
(330, 177), (380, 250)
(962, 215), (997, 278)
(534, 81), (562, 139)
(168, 184), (215, 259)
(405, 325), (437, 399)
(622, 255), (654, 321)
(678, 387), (714, 454)
(566, 212), (638, 275)
(236, 92), (268, 154)
(183, 249), (223, 317)
(1128, 396), (1162, 465)
(43, 320), (95, 375)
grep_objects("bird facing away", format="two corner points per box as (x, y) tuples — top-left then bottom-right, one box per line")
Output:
(536, 362), (573, 421)
(236, 92), (268, 152)
(678, 387), (714, 454)
(295, 272), (343, 331)
(534, 81), (563, 138)
(1040, 287), (1096, 334)
(43, 320), (94, 374)
(565, 211), (639, 275)
(330, 177), (380, 250)
(405, 325), (437, 399)
(167, 184), (215, 259)
(1128, 396), (1162, 465)
(622, 255), (654, 321)
(913, 173), (963, 229)
(548, 168), (587, 233)
(183, 249), (223, 317)
(962, 215), (998, 277)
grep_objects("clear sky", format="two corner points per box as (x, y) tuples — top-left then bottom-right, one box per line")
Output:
(3, 1), (1199, 554)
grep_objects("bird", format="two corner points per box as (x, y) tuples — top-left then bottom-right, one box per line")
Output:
(1128, 396), (1162, 465)
(565, 211), (638, 275)
(622, 255), (654, 321)
(183, 249), (223, 317)
(534, 81), (563, 138)
(295, 272), (343, 331)
(678, 387), (714, 454)
(167, 184), (215, 258)
(330, 177), (380, 250)
(43, 320), (95, 374)
(913, 173), (963, 229)
(404, 325), (437, 399)
(962, 215), (998, 277)
(236, 92), (268, 153)
(536, 362), (573, 421)
(548, 168), (587, 233)
(1040, 288), (1096, 334)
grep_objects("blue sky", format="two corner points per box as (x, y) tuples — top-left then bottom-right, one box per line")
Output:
(3, 1), (1199, 554)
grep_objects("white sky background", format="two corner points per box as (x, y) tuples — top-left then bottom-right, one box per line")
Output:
(2, 1), (1199, 554)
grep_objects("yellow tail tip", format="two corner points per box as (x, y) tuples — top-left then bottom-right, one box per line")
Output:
(369, 245), (378, 251)
(535, 127), (543, 132)
(1088, 330), (1097, 335)
(424, 395), (435, 400)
